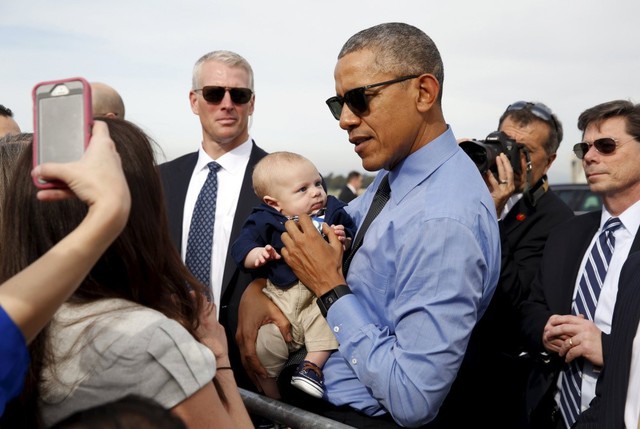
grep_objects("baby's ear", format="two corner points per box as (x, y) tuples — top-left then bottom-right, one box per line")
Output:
(263, 195), (281, 211)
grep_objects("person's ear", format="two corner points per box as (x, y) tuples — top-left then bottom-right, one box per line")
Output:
(189, 90), (199, 115)
(263, 195), (281, 211)
(248, 94), (255, 116)
(415, 74), (440, 113)
(543, 153), (557, 174)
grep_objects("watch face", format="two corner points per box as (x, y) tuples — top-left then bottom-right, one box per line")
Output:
(324, 293), (338, 306)
(318, 285), (352, 317)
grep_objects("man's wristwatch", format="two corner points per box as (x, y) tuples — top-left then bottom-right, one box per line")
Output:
(317, 284), (352, 317)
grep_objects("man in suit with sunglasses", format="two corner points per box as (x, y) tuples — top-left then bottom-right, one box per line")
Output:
(159, 50), (267, 390)
(236, 23), (501, 427)
(520, 100), (640, 428)
(433, 101), (574, 427)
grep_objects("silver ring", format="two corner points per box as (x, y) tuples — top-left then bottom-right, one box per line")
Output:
(569, 338), (574, 347)
(500, 179), (508, 185)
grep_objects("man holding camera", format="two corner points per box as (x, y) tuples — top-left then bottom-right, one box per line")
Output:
(433, 101), (574, 427)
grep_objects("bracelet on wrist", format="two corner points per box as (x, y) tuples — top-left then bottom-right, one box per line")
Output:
(216, 366), (232, 371)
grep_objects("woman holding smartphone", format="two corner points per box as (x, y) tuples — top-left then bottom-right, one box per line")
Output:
(0, 119), (252, 429)
(0, 122), (129, 416)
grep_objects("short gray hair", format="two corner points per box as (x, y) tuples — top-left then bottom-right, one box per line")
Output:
(192, 50), (254, 91)
(338, 22), (444, 103)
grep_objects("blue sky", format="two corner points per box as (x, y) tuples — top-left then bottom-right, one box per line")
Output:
(1, 0), (638, 183)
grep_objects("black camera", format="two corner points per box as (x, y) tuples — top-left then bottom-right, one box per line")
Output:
(459, 131), (526, 176)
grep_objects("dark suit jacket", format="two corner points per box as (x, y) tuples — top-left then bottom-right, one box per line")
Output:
(521, 210), (640, 425)
(338, 185), (357, 203)
(430, 185), (574, 427)
(575, 251), (640, 429)
(158, 142), (267, 389)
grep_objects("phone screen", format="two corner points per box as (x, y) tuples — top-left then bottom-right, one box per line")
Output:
(37, 91), (86, 164)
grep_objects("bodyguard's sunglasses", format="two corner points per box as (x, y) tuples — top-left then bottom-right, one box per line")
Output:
(325, 75), (419, 120)
(506, 101), (560, 136)
(572, 137), (637, 159)
(194, 86), (253, 104)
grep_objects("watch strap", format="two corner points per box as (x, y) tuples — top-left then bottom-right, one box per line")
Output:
(317, 284), (352, 317)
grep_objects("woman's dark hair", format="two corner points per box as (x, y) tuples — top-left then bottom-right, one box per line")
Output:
(0, 136), (30, 229)
(0, 118), (206, 427)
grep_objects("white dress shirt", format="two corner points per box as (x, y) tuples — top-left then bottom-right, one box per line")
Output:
(181, 137), (252, 318)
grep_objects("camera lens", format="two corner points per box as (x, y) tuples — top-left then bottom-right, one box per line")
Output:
(459, 140), (500, 173)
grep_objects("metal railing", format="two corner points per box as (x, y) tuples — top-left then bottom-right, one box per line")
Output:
(239, 388), (356, 429)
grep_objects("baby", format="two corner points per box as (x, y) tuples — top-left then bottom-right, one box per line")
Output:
(232, 151), (356, 399)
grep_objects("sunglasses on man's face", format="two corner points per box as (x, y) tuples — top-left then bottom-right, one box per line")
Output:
(573, 137), (637, 159)
(325, 75), (419, 120)
(194, 86), (253, 104)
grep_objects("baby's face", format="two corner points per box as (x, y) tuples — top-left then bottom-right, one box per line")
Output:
(270, 160), (327, 217)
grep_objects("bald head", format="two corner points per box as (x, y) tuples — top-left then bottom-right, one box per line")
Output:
(0, 105), (20, 137)
(91, 82), (125, 118)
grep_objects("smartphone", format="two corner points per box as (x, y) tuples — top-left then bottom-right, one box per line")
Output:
(32, 77), (92, 188)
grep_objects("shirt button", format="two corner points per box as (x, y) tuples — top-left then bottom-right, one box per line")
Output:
(333, 326), (340, 333)
(351, 358), (357, 365)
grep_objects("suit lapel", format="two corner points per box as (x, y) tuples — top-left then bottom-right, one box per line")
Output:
(558, 211), (602, 310)
(501, 197), (534, 235)
(599, 251), (640, 428)
(630, 227), (640, 254)
(161, 152), (198, 255)
(501, 175), (548, 235)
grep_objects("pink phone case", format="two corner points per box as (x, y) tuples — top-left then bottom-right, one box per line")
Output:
(32, 77), (93, 189)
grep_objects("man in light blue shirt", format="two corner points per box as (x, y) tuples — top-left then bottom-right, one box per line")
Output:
(237, 22), (500, 428)
(316, 129), (500, 426)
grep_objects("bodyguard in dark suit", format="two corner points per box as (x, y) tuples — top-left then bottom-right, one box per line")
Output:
(575, 251), (640, 429)
(159, 50), (267, 390)
(432, 101), (573, 428)
(521, 100), (640, 428)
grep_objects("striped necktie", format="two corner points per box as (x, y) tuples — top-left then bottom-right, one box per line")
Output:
(559, 216), (622, 428)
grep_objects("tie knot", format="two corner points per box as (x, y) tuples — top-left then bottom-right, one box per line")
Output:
(603, 217), (622, 233)
(207, 161), (221, 173)
(377, 174), (391, 197)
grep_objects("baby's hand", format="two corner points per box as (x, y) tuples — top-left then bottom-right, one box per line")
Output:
(331, 224), (346, 243)
(254, 244), (281, 267)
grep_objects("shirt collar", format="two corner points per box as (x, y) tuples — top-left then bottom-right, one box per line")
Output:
(499, 193), (524, 220)
(386, 126), (457, 203)
(602, 199), (640, 235)
(195, 136), (253, 175)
